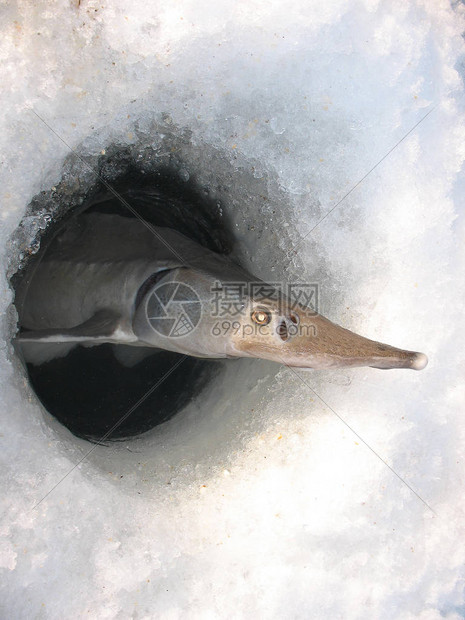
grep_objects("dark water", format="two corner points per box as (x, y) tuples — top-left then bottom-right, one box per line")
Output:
(27, 345), (220, 441)
(15, 161), (234, 442)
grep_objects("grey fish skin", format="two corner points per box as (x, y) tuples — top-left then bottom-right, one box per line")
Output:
(17, 213), (428, 371)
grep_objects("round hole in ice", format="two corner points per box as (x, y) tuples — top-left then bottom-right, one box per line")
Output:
(11, 152), (236, 442)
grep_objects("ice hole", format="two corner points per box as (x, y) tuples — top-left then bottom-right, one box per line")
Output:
(11, 159), (235, 442)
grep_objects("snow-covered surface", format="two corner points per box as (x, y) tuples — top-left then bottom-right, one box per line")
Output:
(1, 0), (465, 617)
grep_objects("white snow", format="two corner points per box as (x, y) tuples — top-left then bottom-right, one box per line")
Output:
(1, 0), (465, 618)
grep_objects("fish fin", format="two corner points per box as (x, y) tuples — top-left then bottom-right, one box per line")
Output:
(111, 344), (163, 368)
(16, 310), (133, 365)
(16, 310), (127, 344)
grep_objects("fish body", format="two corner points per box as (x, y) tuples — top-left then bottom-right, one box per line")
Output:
(17, 212), (427, 371)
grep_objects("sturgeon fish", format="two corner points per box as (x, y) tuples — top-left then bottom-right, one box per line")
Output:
(16, 212), (427, 371)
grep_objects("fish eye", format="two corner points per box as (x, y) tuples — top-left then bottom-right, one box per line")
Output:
(251, 308), (271, 326)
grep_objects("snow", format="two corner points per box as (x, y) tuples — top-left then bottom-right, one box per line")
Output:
(1, 0), (465, 617)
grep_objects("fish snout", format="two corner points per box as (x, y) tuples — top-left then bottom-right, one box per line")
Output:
(410, 352), (428, 370)
(247, 306), (429, 371)
(284, 311), (429, 370)
(225, 298), (428, 372)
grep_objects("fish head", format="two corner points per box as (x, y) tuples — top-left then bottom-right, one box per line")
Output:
(224, 290), (428, 371)
(134, 269), (427, 370)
